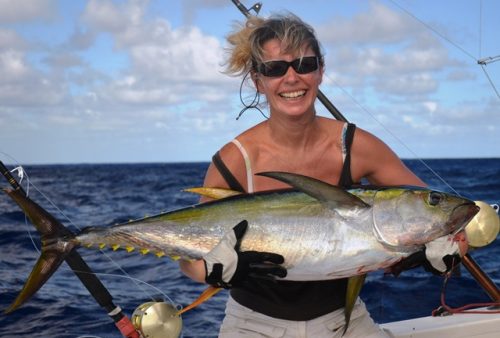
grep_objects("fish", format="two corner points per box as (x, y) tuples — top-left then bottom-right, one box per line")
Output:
(3, 171), (479, 329)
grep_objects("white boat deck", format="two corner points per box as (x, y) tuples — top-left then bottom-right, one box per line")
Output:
(381, 308), (500, 338)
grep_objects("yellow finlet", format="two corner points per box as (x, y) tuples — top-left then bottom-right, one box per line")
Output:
(98, 243), (106, 249)
(155, 251), (166, 258)
(112, 244), (120, 251)
(140, 248), (150, 255)
(126, 246), (135, 253)
(184, 187), (242, 200)
(170, 255), (181, 261)
(176, 286), (222, 315)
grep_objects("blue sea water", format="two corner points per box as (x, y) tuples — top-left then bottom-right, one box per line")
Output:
(0, 159), (499, 338)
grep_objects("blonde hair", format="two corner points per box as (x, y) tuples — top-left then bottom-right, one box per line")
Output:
(224, 13), (324, 77)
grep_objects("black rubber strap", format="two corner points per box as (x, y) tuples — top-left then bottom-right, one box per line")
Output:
(212, 152), (245, 192)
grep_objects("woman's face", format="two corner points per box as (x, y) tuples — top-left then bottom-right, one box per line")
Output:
(254, 38), (323, 119)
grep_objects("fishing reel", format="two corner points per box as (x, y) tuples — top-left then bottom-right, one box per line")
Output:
(131, 301), (182, 338)
(465, 201), (499, 248)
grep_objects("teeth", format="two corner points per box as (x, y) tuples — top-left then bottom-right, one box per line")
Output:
(280, 90), (306, 98)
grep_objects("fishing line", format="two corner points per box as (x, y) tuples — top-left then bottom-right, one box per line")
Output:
(0, 152), (41, 254)
(479, 0), (483, 58)
(389, 0), (500, 100)
(433, 261), (500, 315)
(479, 64), (500, 99)
(388, 0), (477, 61)
(68, 270), (179, 308)
(33, 184), (173, 304)
(321, 74), (461, 196)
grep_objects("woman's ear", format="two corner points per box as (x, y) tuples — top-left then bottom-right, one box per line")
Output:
(251, 71), (262, 93)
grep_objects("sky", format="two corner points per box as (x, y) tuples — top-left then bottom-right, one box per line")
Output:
(0, 0), (499, 164)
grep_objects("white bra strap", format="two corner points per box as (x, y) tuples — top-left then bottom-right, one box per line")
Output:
(231, 139), (254, 193)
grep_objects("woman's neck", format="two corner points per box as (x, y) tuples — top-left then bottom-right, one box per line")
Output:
(266, 112), (321, 151)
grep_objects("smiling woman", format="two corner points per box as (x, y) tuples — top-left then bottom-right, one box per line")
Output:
(175, 13), (463, 338)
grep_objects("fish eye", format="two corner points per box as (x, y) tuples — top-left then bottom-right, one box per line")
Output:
(428, 192), (443, 206)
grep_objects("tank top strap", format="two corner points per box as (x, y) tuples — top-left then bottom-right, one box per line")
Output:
(211, 151), (245, 192)
(338, 123), (356, 187)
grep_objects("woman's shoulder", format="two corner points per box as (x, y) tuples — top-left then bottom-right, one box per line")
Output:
(216, 123), (266, 166)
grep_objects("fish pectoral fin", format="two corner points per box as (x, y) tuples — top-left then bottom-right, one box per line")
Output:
(257, 172), (369, 209)
(176, 285), (222, 315)
(342, 274), (367, 336)
(184, 187), (242, 200)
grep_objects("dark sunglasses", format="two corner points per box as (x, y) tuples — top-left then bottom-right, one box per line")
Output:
(255, 56), (320, 77)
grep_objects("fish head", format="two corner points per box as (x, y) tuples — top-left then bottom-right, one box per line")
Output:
(371, 188), (479, 250)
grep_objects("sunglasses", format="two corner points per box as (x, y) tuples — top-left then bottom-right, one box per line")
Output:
(255, 56), (320, 77)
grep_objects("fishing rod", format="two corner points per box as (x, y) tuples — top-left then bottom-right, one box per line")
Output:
(0, 161), (141, 338)
(229, 0), (500, 307)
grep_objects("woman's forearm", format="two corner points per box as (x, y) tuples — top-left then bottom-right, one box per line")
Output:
(179, 259), (207, 283)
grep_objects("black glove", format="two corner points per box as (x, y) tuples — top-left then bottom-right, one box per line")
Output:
(388, 236), (461, 277)
(203, 220), (287, 288)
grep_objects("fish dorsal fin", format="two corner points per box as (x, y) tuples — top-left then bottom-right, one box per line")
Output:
(184, 187), (242, 200)
(257, 172), (369, 209)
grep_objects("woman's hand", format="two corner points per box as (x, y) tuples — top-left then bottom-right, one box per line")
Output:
(203, 220), (287, 288)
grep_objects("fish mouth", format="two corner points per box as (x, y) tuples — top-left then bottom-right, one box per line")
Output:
(447, 202), (480, 235)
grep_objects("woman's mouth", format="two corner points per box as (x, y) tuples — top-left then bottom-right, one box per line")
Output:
(279, 90), (306, 99)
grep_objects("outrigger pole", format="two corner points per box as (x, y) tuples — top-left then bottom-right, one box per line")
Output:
(230, 0), (500, 305)
(0, 161), (140, 338)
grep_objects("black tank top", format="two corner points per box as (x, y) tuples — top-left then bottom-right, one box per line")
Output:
(211, 123), (357, 320)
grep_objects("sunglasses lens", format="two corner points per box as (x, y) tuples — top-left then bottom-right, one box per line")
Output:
(259, 61), (289, 77)
(258, 57), (319, 77)
(293, 56), (319, 74)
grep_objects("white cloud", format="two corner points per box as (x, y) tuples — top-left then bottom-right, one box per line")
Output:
(82, 0), (141, 34)
(0, 0), (56, 23)
(0, 29), (27, 50)
(0, 50), (65, 106)
(317, 2), (421, 44)
(375, 72), (438, 96)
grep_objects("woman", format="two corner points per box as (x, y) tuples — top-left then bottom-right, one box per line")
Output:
(180, 13), (462, 337)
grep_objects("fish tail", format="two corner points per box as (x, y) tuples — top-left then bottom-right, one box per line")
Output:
(3, 188), (76, 314)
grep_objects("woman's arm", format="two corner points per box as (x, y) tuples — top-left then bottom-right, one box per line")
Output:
(179, 142), (247, 281)
(179, 259), (206, 283)
(351, 128), (426, 187)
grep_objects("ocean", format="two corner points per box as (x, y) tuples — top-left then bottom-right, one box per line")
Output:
(0, 159), (499, 338)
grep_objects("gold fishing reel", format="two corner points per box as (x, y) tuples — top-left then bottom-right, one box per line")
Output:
(131, 301), (182, 338)
(465, 201), (499, 248)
